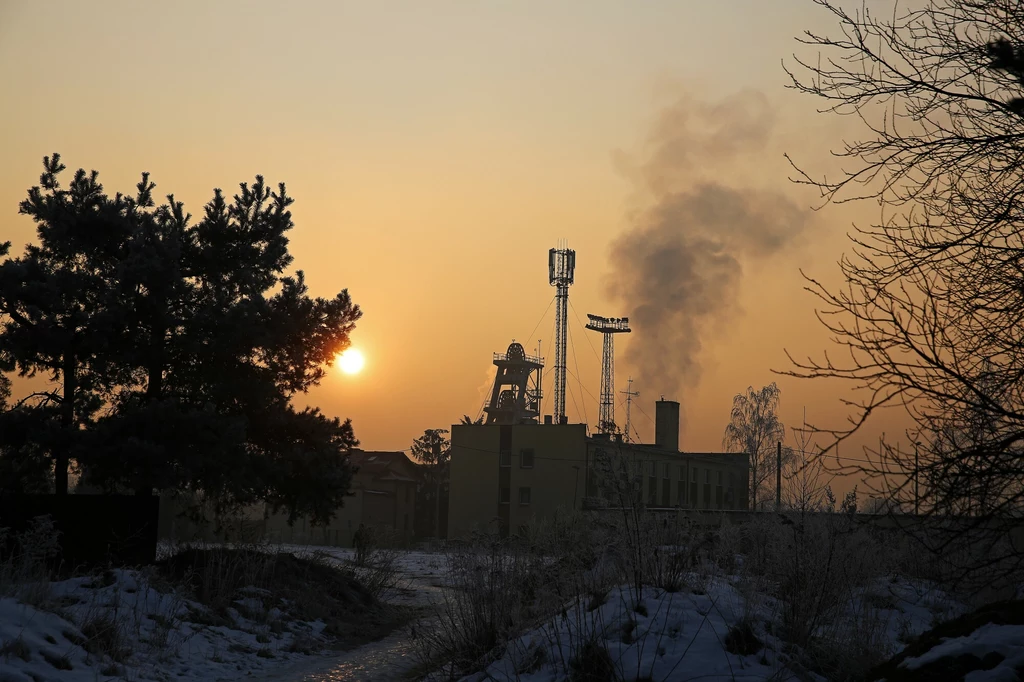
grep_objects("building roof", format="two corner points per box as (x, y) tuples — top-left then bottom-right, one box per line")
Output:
(350, 450), (419, 480)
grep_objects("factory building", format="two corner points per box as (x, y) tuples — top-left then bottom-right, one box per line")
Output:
(447, 341), (749, 539)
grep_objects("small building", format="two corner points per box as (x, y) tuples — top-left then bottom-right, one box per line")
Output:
(264, 449), (419, 547)
(448, 399), (749, 539)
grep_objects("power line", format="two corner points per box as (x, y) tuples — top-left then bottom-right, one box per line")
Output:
(565, 366), (600, 405)
(401, 439), (739, 465)
(539, 332), (554, 417)
(568, 298), (602, 364)
(565, 370), (583, 427)
(632, 401), (656, 425)
(566, 320), (589, 427)
(523, 295), (556, 349)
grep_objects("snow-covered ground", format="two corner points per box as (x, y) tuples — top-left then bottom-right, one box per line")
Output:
(453, 575), (966, 682)
(901, 622), (1024, 678)
(0, 545), (439, 682)
(464, 580), (783, 682)
(0, 544), (994, 682)
(0, 568), (333, 682)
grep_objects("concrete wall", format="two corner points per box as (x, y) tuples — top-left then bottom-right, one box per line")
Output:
(263, 477), (416, 548)
(448, 424), (502, 538)
(506, 423), (588, 534)
(448, 423), (588, 538)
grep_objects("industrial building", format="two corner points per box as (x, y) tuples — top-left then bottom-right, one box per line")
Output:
(263, 449), (419, 547)
(447, 339), (750, 539)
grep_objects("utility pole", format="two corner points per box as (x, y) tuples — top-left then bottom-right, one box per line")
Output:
(914, 443), (920, 516)
(432, 436), (441, 539)
(776, 441), (782, 511)
(620, 377), (639, 443)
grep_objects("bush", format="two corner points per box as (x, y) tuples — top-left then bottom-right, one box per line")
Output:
(414, 536), (538, 678)
(339, 529), (405, 600)
(724, 620), (763, 656)
(81, 613), (132, 662)
(569, 639), (617, 682)
(158, 544), (400, 650)
(0, 515), (61, 605)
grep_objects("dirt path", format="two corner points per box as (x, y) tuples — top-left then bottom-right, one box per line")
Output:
(265, 548), (447, 682)
(279, 616), (429, 682)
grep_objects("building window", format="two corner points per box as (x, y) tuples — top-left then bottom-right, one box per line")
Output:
(500, 487), (510, 504)
(648, 477), (657, 505)
(648, 461), (656, 476)
(405, 486), (410, 503)
(705, 470), (710, 484)
(663, 463), (670, 478)
(520, 449), (535, 468)
(678, 465), (685, 480)
(662, 478), (671, 506)
(677, 480), (685, 505)
(519, 487), (531, 505)
(692, 467), (698, 482)
(500, 449), (511, 467)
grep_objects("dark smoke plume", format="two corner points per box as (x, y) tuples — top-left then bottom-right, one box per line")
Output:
(607, 90), (810, 405)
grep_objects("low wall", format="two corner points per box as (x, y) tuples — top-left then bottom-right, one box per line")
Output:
(0, 494), (159, 571)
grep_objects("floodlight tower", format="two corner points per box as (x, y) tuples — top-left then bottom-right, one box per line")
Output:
(549, 244), (576, 424)
(585, 314), (631, 434)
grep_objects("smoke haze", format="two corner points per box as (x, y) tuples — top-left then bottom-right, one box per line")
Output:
(607, 90), (810, 407)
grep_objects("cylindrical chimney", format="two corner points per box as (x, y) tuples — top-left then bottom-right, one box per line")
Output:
(655, 400), (680, 452)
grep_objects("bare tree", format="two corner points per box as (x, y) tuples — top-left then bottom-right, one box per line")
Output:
(723, 383), (786, 510)
(782, 0), (1024, 583)
(784, 409), (831, 513)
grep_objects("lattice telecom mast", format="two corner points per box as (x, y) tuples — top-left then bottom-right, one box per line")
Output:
(585, 315), (631, 434)
(549, 244), (576, 424)
(620, 377), (639, 442)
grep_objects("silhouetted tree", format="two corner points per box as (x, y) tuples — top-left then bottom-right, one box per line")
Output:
(0, 155), (361, 523)
(459, 414), (483, 425)
(784, 0), (1024, 582)
(723, 383), (786, 510)
(411, 428), (450, 538)
(783, 408), (830, 513)
(0, 159), (123, 493)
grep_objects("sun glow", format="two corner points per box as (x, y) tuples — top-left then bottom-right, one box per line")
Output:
(337, 348), (365, 375)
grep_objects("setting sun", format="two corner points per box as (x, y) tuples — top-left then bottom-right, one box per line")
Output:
(336, 348), (365, 375)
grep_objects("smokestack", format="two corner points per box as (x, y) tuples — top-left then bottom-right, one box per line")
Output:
(655, 400), (680, 452)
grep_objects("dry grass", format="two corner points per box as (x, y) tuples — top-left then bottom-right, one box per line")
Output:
(0, 515), (61, 606)
(157, 544), (407, 649)
(413, 502), (951, 682)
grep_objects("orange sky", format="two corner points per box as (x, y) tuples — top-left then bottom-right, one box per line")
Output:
(0, 1), (912, 488)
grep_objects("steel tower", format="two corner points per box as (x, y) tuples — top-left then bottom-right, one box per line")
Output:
(620, 377), (639, 442)
(483, 341), (544, 425)
(548, 244), (576, 424)
(585, 314), (631, 434)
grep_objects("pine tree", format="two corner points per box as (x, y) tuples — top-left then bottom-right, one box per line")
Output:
(1, 156), (361, 523)
(0, 156), (128, 493)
